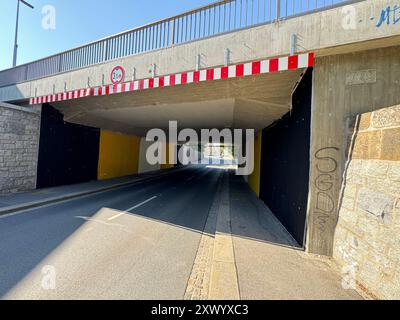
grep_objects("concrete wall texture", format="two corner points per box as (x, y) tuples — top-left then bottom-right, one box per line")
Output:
(333, 104), (400, 300)
(0, 103), (41, 194)
(306, 45), (400, 256)
(97, 130), (141, 180)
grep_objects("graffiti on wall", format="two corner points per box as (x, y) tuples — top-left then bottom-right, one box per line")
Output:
(342, 3), (400, 30)
(313, 147), (340, 236)
(373, 5), (400, 27)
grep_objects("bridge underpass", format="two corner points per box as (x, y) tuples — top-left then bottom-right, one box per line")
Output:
(1, 0), (399, 300)
(0, 67), (356, 300)
(34, 60), (311, 242)
(0, 64), (331, 300)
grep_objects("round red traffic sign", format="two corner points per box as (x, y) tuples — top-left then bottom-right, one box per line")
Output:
(110, 66), (125, 85)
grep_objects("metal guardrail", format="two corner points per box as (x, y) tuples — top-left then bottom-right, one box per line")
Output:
(0, 0), (360, 87)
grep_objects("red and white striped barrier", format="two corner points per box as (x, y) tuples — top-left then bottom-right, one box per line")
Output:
(29, 52), (314, 105)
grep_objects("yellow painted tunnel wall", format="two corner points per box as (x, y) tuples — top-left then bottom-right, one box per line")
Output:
(98, 130), (141, 180)
(248, 132), (262, 196)
(161, 143), (175, 170)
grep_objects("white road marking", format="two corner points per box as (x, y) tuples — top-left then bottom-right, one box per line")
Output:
(107, 196), (158, 221)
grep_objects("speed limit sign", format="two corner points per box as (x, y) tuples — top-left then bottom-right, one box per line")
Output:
(110, 66), (125, 85)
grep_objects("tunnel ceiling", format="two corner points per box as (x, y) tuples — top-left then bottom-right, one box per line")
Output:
(52, 69), (305, 136)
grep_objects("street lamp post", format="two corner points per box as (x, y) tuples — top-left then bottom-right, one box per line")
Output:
(13, 0), (34, 67)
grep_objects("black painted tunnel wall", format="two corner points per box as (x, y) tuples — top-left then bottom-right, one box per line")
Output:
(36, 104), (100, 189)
(259, 68), (312, 246)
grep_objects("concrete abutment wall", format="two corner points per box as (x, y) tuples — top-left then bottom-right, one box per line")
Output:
(306, 45), (400, 256)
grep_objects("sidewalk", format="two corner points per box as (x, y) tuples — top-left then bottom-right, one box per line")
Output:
(185, 170), (363, 300)
(0, 169), (179, 215)
(228, 173), (363, 300)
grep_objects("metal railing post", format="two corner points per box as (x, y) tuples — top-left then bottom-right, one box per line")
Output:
(170, 19), (176, 46)
(103, 40), (109, 62)
(58, 54), (62, 73)
(276, 0), (280, 20)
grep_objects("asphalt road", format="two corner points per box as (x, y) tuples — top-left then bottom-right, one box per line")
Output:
(0, 165), (222, 299)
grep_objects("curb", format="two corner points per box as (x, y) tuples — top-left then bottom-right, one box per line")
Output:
(0, 168), (183, 216)
(184, 174), (222, 300)
(184, 171), (241, 300)
(208, 173), (240, 300)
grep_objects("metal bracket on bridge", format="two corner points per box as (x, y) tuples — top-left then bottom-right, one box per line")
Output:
(150, 64), (157, 78)
(224, 49), (230, 67)
(195, 54), (201, 71)
(132, 68), (136, 81)
(290, 34), (297, 56)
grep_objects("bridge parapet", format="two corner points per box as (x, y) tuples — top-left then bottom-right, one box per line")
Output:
(0, 0), (362, 88)
(0, 0), (399, 103)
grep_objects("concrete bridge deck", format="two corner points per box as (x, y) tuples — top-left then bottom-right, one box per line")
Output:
(0, 0), (398, 105)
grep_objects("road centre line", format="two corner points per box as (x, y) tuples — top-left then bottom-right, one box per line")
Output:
(107, 196), (158, 221)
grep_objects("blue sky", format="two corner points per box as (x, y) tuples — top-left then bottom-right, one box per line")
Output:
(0, 0), (215, 70)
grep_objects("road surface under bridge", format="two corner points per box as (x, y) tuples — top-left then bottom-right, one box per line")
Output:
(0, 165), (361, 300)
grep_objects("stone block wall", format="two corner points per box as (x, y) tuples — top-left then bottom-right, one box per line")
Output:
(0, 102), (41, 194)
(333, 104), (400, 300)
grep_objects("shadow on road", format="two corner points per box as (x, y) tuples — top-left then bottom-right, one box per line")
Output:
(0, 165), (299, 298)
